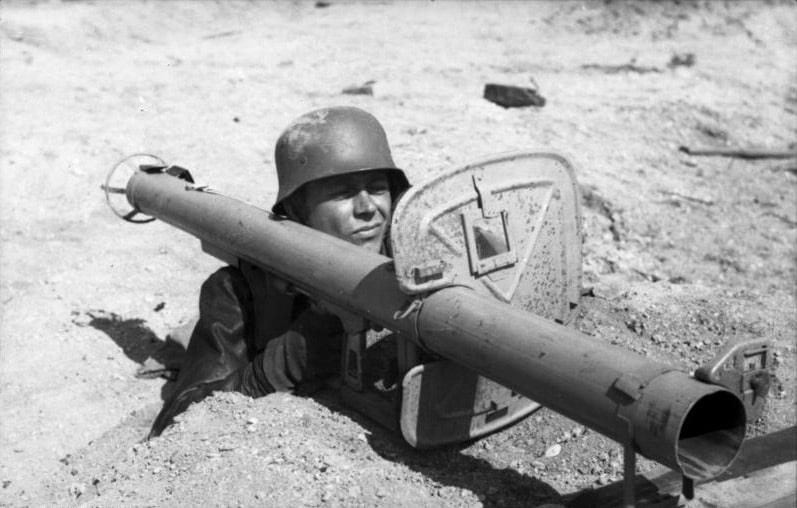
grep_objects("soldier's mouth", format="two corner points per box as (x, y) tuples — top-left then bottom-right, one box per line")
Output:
(351, 224), (383, 239)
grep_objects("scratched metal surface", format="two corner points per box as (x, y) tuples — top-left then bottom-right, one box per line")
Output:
(392, 150), (583, 325)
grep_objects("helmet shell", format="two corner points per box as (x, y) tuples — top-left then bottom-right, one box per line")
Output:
(272, 106), (409, 215)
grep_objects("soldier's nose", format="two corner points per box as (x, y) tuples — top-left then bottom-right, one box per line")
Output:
(353, 190), (377, 216)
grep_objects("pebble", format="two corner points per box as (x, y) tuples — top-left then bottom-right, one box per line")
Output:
(67, 482), (85, 497)
(544, 444), (562, 458)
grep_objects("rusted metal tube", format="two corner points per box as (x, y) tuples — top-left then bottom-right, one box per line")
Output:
(124, 169), (745, 481)
(416, 289), (745, 480)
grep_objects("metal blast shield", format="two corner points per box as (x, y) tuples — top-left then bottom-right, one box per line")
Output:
(387, 151), (584, 448)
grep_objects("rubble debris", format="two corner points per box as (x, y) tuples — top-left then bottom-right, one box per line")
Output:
(679, 146), (797, 160)
(581, 59), (661, 74)
(668, 52), (695, 68)
(201, 31), (241, 40)
(657, 190), (715, 206)
(342, 80), (374, 95)
(483, 83), (546, 108)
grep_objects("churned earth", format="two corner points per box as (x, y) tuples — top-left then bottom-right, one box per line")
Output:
(0, 1), (795, 507)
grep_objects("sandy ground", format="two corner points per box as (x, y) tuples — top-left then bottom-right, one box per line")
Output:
(1, 1), (795, 507)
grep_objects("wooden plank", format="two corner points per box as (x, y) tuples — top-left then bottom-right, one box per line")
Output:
(691, 461), (795, 508)
(566, 426), (797, 508)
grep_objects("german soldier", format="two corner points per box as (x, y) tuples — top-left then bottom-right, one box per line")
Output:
(149, 106), (409, 437)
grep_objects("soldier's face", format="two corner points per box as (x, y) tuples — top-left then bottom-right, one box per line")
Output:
(301, 171), (392, 253)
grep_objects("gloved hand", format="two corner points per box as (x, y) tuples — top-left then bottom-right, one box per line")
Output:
(238, 351), (276, 398)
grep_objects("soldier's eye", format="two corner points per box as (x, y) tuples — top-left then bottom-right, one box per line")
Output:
(336, 188), (358, 199)
(368, 180), (390, 194)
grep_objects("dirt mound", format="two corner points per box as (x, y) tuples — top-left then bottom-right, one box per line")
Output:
(43, 394), (466, 508)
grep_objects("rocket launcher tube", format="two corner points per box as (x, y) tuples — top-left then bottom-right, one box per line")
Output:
(417, 289), (745, 480)
(124, 169), (745, 481)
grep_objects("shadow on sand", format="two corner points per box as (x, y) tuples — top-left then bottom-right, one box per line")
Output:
(311, 389), (564, 507)
(78, 310), (188, 400)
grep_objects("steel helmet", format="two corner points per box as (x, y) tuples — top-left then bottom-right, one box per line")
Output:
(272, 106), (410, 215)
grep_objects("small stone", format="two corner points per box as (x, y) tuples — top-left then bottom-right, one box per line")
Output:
(544, 444), (562, 458)
(342, 83), (374, 96)
(68, 483), (85, 497)
(484, 83), (546, 108)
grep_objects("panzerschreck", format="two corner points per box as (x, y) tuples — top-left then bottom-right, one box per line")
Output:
(104, 152), (771, 506)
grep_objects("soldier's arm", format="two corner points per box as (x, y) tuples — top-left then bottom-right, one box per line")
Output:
(149, 267), (253, 437)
